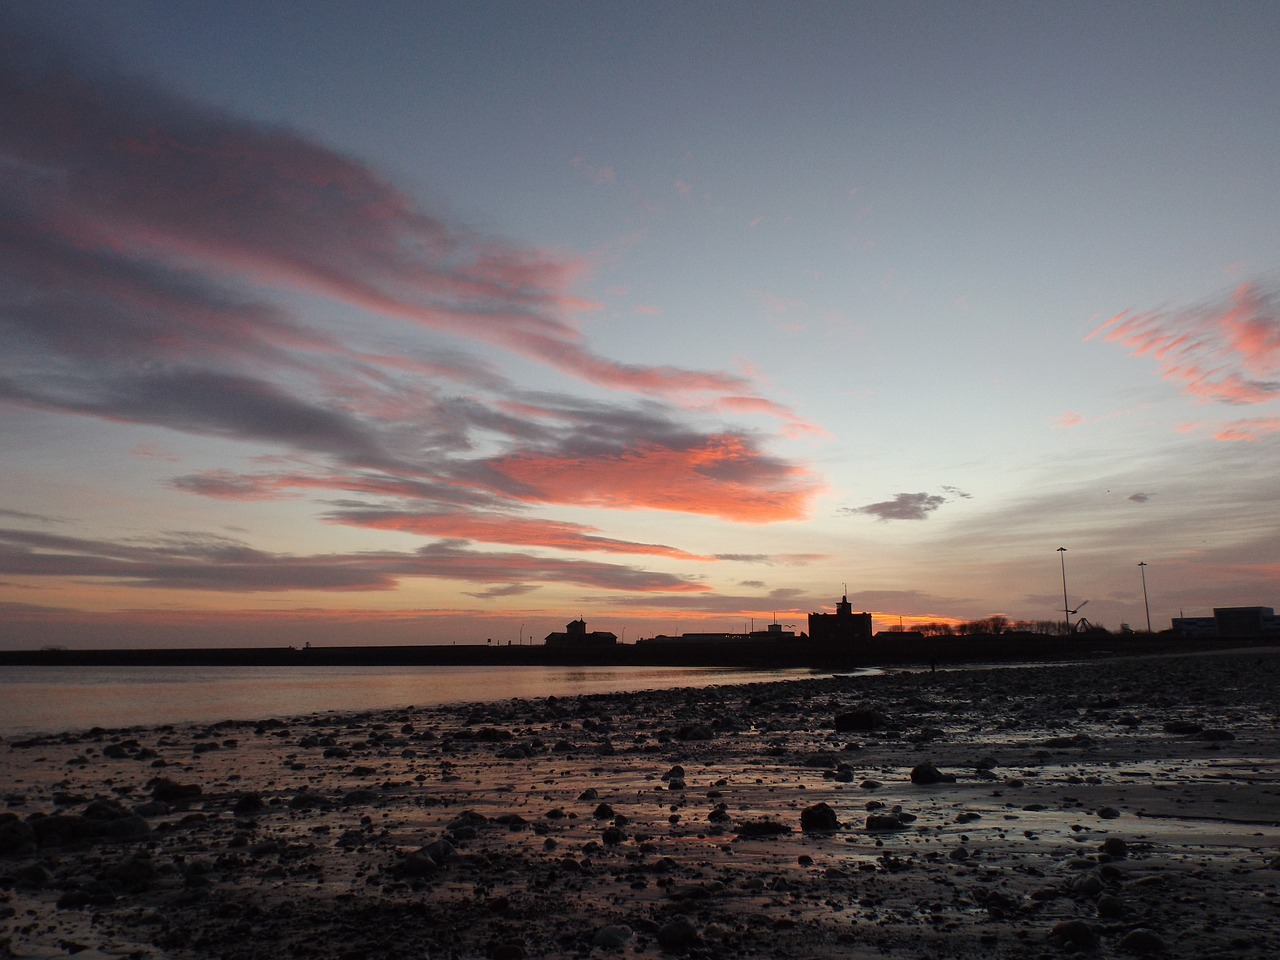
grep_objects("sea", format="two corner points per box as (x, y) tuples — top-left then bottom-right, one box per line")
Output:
(0, 664), (838, 739)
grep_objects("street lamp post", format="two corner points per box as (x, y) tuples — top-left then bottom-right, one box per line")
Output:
(1138, 561), (1151, 633)
(1057, 547), (1070, 633)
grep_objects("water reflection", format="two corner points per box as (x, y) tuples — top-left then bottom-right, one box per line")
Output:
(0, 664), (835, 738)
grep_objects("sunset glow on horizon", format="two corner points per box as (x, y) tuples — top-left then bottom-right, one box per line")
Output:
(3, 2), (1279, 648)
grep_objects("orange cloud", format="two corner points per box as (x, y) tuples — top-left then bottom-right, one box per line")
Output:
(487, 435), (820, 523)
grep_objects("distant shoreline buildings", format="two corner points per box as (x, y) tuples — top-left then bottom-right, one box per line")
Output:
(544, 618), (617, 648)
(544, 601), (1280, 650)
(547, 595), (877, 649)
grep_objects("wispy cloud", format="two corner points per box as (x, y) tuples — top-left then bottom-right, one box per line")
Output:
(1088, 283), (1280, 407)
(0, 20), (826, 598)
(1214, 417), (1280, 442)
(1, 27), (815, 407)
(714, 553), (829, 565)
(0, 527), (708, 594)
(325, 508), (712, 560)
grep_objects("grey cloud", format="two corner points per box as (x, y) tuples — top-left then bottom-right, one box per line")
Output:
(767, 588), (805, 600)
(0, 508), (61, 523)
(462, 584), (541, 599)
(849, 492), (947, 522)
(0, 526), (703, 595)
(404, 542), (704, 593)
(714, 553), (826, 565)
(0, 368), (386, 464)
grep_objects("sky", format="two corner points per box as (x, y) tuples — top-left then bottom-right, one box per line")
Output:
(2, 0), (1279, 648)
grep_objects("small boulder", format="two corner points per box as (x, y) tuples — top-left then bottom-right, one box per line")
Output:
(233, 791), (266, 815)
(1199, 729), (1235, 741)
(1101, 837), (1128, 858)
(800, 802), (840, 832)
(592, 924), (633, 949)
(0, 816), (38, 856)
(399, 850), (438, 876)
(149, 778), (202, 804)
(866, 813), (908, 832)
(736, 819), (790, 838)
(677, 723), (714, 741)
(1118, 928), (1168, 954)
(834, 707), (885, 732)
(1050, 919), (1099, 951)
(910, 761), (956, 785)
(657, 918), (702, 951)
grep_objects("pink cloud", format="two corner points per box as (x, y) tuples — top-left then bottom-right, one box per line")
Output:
(716, 396), (830, 439)
(3, 47), (806, 414)
(327, 510), (712, 560)
(1213, 417), (1280, 442)
(1088, 283), (1280, 406)
(1052, 411), (1085, 429)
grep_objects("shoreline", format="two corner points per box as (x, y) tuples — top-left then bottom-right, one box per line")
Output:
(1, 633), (1271, 669)
(2, 649), (1278, 958)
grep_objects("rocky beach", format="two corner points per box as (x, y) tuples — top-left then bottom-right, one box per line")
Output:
(2, 648), (1278, 959)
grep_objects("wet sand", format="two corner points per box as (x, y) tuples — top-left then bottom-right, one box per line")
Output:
(3, 649), (1278, 959)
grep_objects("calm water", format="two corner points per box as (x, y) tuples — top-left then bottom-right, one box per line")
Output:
(0, 664), (831, 738)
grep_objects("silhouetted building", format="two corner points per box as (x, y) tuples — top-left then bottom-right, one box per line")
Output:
(1171, 616), (1215, 638)
(1214, 606), (1277, 638)
(544, 619), (617, 647)
(808, 595), (873, 644)
(638, 622), (799, 645)
(875, 630), (924, 642)
(1171, 606), (1278, 639)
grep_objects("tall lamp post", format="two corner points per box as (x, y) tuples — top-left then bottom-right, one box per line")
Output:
(1138, 561), (1151, 633)
(1057, 547), (1070, 633)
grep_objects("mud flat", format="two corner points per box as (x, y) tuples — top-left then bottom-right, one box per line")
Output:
(2, 648), (1278, 959)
